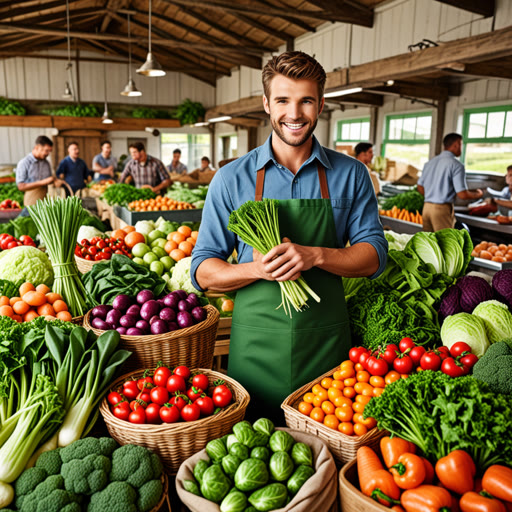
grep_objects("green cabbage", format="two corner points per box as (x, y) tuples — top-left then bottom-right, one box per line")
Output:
(406, 231), (445, 274)
(291, 443), (313, 467)
(234, 459), (269, 492)
(229, 443), (249, 461)
(169, 257), (203, 296)
(0, 246), (53, 286)
(435, 229), (472, 278)
(248, 483), (287, 511)
(205, 438), (228, 463)
(221, 454), (242, 479)
(252, 418), (274, 437)
(200, 464), (231, 503)
(472, 300), (512, 344)
(193, 459), (210, 485)
(441, 312), (490, 357)
(250, 447), (270, 464)
(134, 220), (155, 237)
(220, 489), (247, 512)
(269, 431), (294, 453)
(384, 231), (413, 251)
(287, 465), (315, 495)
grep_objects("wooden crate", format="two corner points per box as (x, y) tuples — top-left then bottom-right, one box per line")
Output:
(213, 316), (231, 372)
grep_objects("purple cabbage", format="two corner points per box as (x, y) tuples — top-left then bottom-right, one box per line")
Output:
(437, 285), (462, 324)
(457, 275), (493, 313)
(492, 269), (512, 309)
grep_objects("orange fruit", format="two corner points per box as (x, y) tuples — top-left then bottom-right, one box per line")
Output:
(111, 229), (126, 240)
(164, 240), (178, 254)
(56, 311), (73, 322)
(12, 300), (30, 315)
(170, 249), (186, 262)
(121, 225), (135, 233)
(177, 225), (192, 237)
(52, 300), (68, 313)
(178, 241), (194, 256)
(186, 237), (196, 245)
(323, 414), (339, 430)
(124, 231), (146, 248)
(0, 296), (9, 306)
(23, 291), (47, 307)
(37, 304), (55, 317)
(45, 292), (63, 304)
(298, 401), (313, 416)
(19, 282), (35, 297)
(171, 233), (186, 244)
(0, 305), (14, 317)
(190, 231), (199, 240)
(35, 284), (51, 295)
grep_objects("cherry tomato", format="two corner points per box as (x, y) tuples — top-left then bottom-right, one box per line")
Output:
(7, 241), (18, 250)
(153, 366), (172, 387)
(130, 399), (146, 411)
(80, 239), (89, 246)
(441, 357), (468, 378)
(129, 407), (146, 424)
(393, 355), (414, 374)
(174, 365), (191, 380)
(196, 395), (214, 416)
(96, 239), (107, 249)
(192, 373), (209, 391)
(89, 246), (98, 256)
(420, 351), (441, 371)
(145, 403), (162, 424)
(349, 347), (369, 364)
(213, 383), (233, 407)
(122, 380), (139, 400)
(359, 351), (372, 370)
(366, 356), (389, 377)
(409, 346), (426, 367)
(160, 403), (180, 423)
(380, 344), (399, 365)
(112, 401), (130, 421)
(460, 353), (478, 370)
(107, 391), (123, 406)
(437, 346), (451, 360)
(169, 394), (187, 410)
(137, 390), (151, 404)
(181, 403), (201, 422)
(150, 386), (169, 406)
(399, 337), (415, 353)
(137, 375), (154, 390)
(449, 341), (472, 358)
(85, 254), (92, 261)
(186, 386), (203, 402)
(167, 374), (187, 394)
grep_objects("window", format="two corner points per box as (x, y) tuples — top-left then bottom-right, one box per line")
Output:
(161, 133), (211, 171)
(382, 112), (432, 169)
(462, 106), (512, 174)
(219, 135), (238, 161)
(335, 117), (371, 156)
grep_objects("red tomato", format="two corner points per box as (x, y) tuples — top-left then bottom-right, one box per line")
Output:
(7, 241), (18, 249)
(174, 365), (191, 380)
(122, 380), (139, 400)
(449, 342), (472, 358)
(186, 386), (203, 402)
(212, 383), (233, 407)
(129, 408), (146, 424)
(137, 375), (154, 390)
(153, 366), (172, 387)
(409, 346), (426, 367)
(380, 344), (399, 365)
(393, 355), (414, 374)
(167, 374), (187, 394)
(399, 337), (415, 353)
(107, 391), (123, 406)
(460, 353), (478, 370)
(441, 357), (468, 378)
(112, 401), (130, 421)
(349, 346), (369, 364)
(150, 386), (169, 406)
(437, 346), (451, 360)
(366, 356), (389, 376)
(181, 403), (201, 422)
(169, 394), (187, 410)
(89, 246), (98, 256)
(196, 395), (214, 416)
(96, 239), (107, 249)
(359, 351), (372, 370)
(160, 403), (180, 423)
(192, 374), (209, 391)
(130, 399), (146, 411)
(145, 403), (162, 424)
(137, 390), (151, 404)
(420, 351), (442, 371)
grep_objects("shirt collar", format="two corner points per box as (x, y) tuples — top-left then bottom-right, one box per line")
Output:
(254, 134), (332, 171)
(28, 153), (38, 163)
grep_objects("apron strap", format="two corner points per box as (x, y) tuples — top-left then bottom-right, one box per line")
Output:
(255, 163), (330, 201)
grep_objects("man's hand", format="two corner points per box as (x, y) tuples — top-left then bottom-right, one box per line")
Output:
(53, 178), (64, 187)
(141, 184), (152, 189)
(43, 176), (55, 186)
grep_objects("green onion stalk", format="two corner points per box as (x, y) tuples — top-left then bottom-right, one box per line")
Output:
(27, 197), (88, 317)
(227, 199), (320, 317)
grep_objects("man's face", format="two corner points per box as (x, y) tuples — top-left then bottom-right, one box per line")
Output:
(263, 75), (324, 148)
(68, 144), (79, 159)
(102, 143), (111, 157)
(34, 144), (52, 160)
(359, 148), (374, 165)
(452, 139), (462, 157)
(200, 159), (209, 169)
(172, 152), (180, 163)
(129, 148), (143, 162)
(506, 169), (512, 187)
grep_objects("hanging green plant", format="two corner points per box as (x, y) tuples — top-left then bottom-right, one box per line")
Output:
(172, 98), (205, 125)
(0, 97), (26, 116)
(132, 107), (173, 119)
(42, 104), (101, 117)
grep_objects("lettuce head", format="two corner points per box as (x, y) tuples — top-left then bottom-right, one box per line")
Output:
(0, 245), (53, 286)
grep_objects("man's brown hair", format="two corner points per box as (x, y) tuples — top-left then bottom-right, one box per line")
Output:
(129, 142), (145, 152)
(262, 51), (326, 101)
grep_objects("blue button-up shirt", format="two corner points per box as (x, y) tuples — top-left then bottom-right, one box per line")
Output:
(16, 153), (52, 184)
(191, 135), (387, 290)
(418, 150), (467, 203)
(57, 156), (93, 193)
(92, 153), (117, 181)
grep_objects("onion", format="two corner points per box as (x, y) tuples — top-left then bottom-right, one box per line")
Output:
(119, 314), (138, 328)
(163, 293), (179, 309)
(149, 315), (160, 325)
(91, 317), (110, 330)
(150, 319), (169, 335)
(174, 290), (188, 300)
(126, 327), (144, 336)
(136, 289), (154, 305)
(112, 294), (132, 312)
(91, 305), (111, 320)
(159, 307), (176, 322)
(126, 304), (141, 317)
(191, 306), (207, 323)
(140, 300), (161, 320)
(177, 311), (194, 328)
(186, 293), (199, 308)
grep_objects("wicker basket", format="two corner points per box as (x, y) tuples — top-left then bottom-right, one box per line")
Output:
(84, 304), (220, 372)
(339, 458), (388, 512)
(74, 254), (100, 274)
(281, 367), (386, 465)
(100, 368), (250, 474)
(71, 315), (84, 326)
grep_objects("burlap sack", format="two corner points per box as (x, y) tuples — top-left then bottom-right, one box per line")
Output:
(176, 427), (338, 512)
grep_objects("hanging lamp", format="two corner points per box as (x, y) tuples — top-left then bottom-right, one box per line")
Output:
(101, 61), (113, 124)
(62, 0), (75, 99)
(136, 0), (165, 77)
(121, 14), (142, 96)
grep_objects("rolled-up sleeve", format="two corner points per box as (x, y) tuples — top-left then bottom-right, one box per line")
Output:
(16, 159), (28, 184)
(345, 163), (388, 279)
(191, 170), (237, 291)
(452, 163), (468, 193)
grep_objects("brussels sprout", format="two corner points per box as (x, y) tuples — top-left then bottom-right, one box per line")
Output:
(222, 454), (242, 479)
(235, 426), (262, 448)
(220, 434), (231, 446)
(234, 458), (269, 492)
(248, 483), (288, 511)
(253, 418), (274, 437)
(291, 442), (313, 467)
(226, 434), (239, 451)
(183, 479), (201, 497)
(220, 489), (248, 512)
(194, 459), (211, 485)
(230, 443), (249, 461)
(287, 465), (315, 495)
(232, 421), (252, 437)
(250, 447), (270, 464)
(269, 452), (294, 482)
(206, 438), (228, 463)
(201, 464), (231, 503)
(244, 508), (257, 512)
(269, 431), (295, 453)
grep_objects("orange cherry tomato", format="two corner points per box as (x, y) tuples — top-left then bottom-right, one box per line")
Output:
(331, 380), (345, 390)
(338, 422), (354, 436)
(385, 371), (401, 385)
(343, 387), (356, 399)
(369, 376), (386, 388)
(323, 414), (340, 430)
(310, 407), (325, 423)
(321, 400), (335, 415)
(327, 387), (343, 402)
(335, 405), (354, 422)
(344, 377), (357, 387)
(352, 401), (366, 414)
(312, 395), (325, 407)
(298, 401), (313, 416)
(321, 377), (334, 389)
(312, 384), (324, 395)
(356, 395), (372, 405)
(356, 370), (370, 383)
(333, 395), (352, 408)
(303, 392), (315, 404)
(354, 423), (368, 436)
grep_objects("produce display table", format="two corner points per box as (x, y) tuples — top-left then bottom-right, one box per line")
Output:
(113, 205), (203, 226)
(455, 213), (512, 245)
(213, 317), (231, 372)
(379, 215), (422, 234)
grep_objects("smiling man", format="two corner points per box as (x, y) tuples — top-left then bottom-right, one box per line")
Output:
(191, 51), (387, 418)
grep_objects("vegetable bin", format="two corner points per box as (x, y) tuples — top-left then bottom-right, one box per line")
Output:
(100, 368), (250, 474)
(113, 204), (202, 225)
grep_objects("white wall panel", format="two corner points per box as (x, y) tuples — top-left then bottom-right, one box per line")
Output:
(495, 0), (512, 30)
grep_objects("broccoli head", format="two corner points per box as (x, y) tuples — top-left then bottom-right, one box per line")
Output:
(60, 437), (118, 464)
(19, 475), (81, 512)
(35, 449), (62, 476)
(472, 341), (512, 395)
(61, 454), (111, 496)
(87, 481), (137, 512)
(137, 479), (163, 512)
(110, 445), (163, 489)
(14, 468), (47, 509)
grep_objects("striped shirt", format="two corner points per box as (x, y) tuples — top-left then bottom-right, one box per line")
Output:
(119, 155), (169, 188)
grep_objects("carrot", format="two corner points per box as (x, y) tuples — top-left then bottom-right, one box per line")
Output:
(403, 211), (410, 222)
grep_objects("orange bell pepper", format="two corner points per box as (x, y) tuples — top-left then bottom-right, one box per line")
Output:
(391, 453), (427, 489)
(381, 436), (417, 468)
(435, 450), (476, 495)
(482, 466), (512, 503)
(401, 485), (453, 512)
(459, 492), (507, 512)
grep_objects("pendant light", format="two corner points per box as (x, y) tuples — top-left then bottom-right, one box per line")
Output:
(62, 0), (75, 99)
(136, 0), (165, 77)
(101, 61), (113, 124)
(120, 14), (142, 96)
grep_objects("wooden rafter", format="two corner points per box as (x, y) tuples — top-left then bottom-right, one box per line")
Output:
(205, 95), (263, 120)
(365, 81), (453, 101)
(0, 0), (83, 15)
(254, 0), (316, 33)
(305, 0), (372, 17)
(0, 50), (130, 64)
(326, 92), (384, 107)
(9, 8), (105, 27)
(434, 0), (495, 17)
(436, 61), (512, 81)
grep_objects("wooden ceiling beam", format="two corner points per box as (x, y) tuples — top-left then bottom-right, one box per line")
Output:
(436, 61), (512, 80)
(0, 50), (130, 64)
(100, 0), (125, 33)
(326, 92), (384, 107)
(205, 95), (263, 120)
(166, 0), (373, 26)
(365, 81), (453, 101)
(254, 0), (316, 32)
(8, 8), (105, 26)
(434, 0), (495, 17)
(306, 0), (373, 17)
(0, 0), (82, 14)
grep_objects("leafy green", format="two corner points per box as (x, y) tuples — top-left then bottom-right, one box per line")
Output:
(101, 184), (156, 207)
(0, 278), (24, 299)
(132, 107), (173, 119)
(381, 188), (424, 213)
(364, 371), (512, 471)
(165, 182), (209, 207)
(42, 104), (101, 117)
(0, 183), (24, 207)
(172, 98), (206, 125)
(0, 97), (26, 116)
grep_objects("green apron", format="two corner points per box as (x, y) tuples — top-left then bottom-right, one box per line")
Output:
(229, 164), (351, 414)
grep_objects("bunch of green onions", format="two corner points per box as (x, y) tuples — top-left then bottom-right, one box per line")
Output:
(227, 199), (320, 317)
(28, 197), (88, 317)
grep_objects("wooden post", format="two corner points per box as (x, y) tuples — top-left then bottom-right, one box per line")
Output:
(75, 42), (81, 103)
(248, 126), (258, 151)
(370, 107), (378, 146)
(434, 98), (447, 157)
(210, 124), (216, 168)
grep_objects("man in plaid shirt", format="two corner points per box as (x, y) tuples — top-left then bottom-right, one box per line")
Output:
(119, 142), (171, 193)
